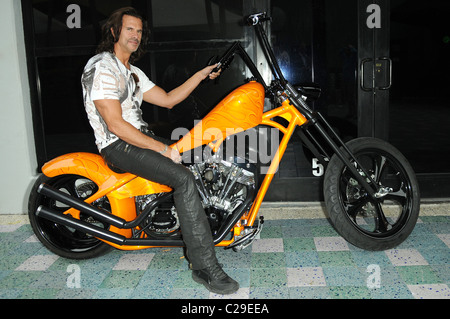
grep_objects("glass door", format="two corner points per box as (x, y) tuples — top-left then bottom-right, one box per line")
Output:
(389, 0), (450, 198)
(267, 0), (378, 201)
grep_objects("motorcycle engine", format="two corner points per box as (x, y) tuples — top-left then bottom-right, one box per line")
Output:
(136, 157), (256, 238)
(189, 158), (257, 235)
(136, 193), (180, 238)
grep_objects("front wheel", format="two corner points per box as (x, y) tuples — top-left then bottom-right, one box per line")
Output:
(323, 137), (420, 251)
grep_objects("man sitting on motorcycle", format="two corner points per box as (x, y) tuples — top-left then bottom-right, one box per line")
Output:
(81, 6), (239, 295)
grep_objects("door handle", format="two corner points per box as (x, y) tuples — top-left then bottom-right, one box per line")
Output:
(377, 57), (392, 90)
(360, 58), (373, 92)
(360, 57), (392, 91)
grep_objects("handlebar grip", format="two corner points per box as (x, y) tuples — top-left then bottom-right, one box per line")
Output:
(206, 56), (221, 73)
(246, 13), (272, 26)
(211, 62), (222, 73)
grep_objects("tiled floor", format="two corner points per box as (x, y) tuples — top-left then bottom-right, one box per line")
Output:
(0, 211), (449, 300)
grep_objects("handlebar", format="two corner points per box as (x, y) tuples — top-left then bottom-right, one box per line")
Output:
(206, 13), (271, 76)
(208, 13), (271, 76)
(246, 13), (272, 26)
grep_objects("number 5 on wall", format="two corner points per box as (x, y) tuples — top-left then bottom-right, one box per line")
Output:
(312, 158), (329, 177)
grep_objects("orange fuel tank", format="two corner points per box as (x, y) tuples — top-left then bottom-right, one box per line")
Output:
(174, 81), (265, 153)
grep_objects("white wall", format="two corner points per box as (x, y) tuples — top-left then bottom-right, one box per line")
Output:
(0, 0), (38, 214)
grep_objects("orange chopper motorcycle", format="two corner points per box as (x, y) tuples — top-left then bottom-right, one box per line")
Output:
(28, 13), (420, 260)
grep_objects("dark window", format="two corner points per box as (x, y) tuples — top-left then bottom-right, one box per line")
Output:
(389, 0), (450, 174)
(271, 0), (358, 180)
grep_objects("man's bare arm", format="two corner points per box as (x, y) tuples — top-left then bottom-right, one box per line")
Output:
(143, 64), (220, 109)
(93, 99), (181, 161)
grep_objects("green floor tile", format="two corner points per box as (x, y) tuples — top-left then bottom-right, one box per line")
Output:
(251, 252), (285, 268)
(148, 253), (185, 270)
(19, 288), (59, 299)
(170, 287), (209, 299)
(56, 288), (96, 299)
(0, 254), (31, 271)
(285, 251), (320, 268)
(0, 271), (42, 289)
(318, 251), (356, 267)
(396, 266), (443, 285)
(0, 289), (22, 298)
(250, 268), (287, 288)
(92, 288), (134, 299)
(311, 225), (339, 237)
(328, 286), (372, 299)
(322, 266), (366, 287)
(288, 286), (330, 299)
(283, 237), (316, 251)
(249, 286), (289, 299)
(174, 269), (202, 289)
(29, 270), (67, 289)
(100, 270), (145, 289)
(260, 226), (282, 238)
(420, 216), (449, 223)
(369, 284), (413, 299)
(350, 250), (393, 267)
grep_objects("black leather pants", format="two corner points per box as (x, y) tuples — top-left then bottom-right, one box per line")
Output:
(101, 131), (218, 270)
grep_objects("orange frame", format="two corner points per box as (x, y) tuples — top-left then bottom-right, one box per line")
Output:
(215, 98), (308, 247)
(246, 98), (308, 225)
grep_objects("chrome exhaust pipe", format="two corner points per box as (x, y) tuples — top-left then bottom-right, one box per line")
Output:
(35, 183), (184, 247)
(36, 205), (126, 245)
(37, 183), (127, 228)
(37, 183), (172, 229)
(35, 205), (184, 247)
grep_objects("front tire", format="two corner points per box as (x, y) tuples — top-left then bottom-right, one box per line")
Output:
(28, 174), (111, 259)
(323, 137), (420, 251)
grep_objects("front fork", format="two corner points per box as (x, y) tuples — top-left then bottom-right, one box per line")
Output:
(304, 113), (379, 197)
(286, 86), (381, 199)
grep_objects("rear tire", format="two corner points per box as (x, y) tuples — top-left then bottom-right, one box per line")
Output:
(323, 137), (420, 251)
(28, 174), (111, 259)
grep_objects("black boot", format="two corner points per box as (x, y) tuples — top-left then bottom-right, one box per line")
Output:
(192, 263), (239, 295)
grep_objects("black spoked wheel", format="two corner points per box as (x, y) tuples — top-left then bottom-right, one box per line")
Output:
(324, 137), (420, 251)
(28, 174), (111, 259)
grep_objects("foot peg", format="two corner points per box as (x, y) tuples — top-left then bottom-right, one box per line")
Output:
(226, 216), (264, 251)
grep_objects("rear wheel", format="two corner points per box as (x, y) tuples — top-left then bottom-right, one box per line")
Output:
(323, 137), (420, 251)
(28, 174), (111, 259)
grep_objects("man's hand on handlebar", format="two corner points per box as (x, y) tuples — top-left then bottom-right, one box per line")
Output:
(199, 64), (222, 80)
